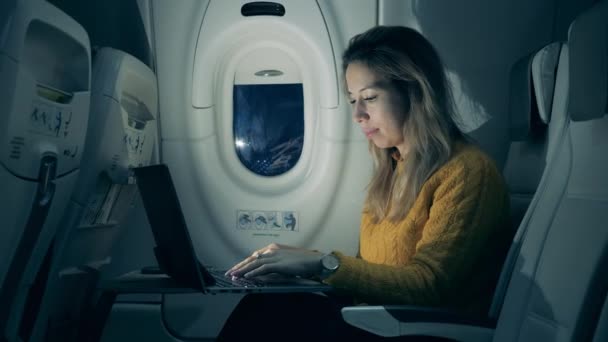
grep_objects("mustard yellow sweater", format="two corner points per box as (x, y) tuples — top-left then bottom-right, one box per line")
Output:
(324, 144), (511, 314)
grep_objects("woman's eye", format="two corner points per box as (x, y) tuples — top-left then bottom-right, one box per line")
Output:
(349, 99), (356, 104)
(364, 96), (377, 102)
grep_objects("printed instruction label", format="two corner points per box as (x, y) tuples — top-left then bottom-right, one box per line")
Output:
(237, 210), (298, 232)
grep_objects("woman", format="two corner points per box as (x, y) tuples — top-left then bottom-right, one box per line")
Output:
(218, 26), (511, 341)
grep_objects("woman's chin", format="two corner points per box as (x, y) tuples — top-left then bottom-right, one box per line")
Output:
(370, 140), (390, 149)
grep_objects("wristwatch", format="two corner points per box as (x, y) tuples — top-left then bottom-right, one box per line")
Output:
(320, 252), (340, 279)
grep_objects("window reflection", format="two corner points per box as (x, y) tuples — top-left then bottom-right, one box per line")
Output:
(233, 84), (304, 176)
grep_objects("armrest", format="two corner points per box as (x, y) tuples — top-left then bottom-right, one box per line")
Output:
(341, 305), (495, 341)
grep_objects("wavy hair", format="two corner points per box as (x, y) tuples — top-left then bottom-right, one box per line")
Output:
(343, 26), (466, 223)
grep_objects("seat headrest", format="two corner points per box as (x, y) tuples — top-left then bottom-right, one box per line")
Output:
(532, 43), (561, 124)
(567, 0), (608, 121)
(508, 54), (533, 141)
(508, 44), (557, 141)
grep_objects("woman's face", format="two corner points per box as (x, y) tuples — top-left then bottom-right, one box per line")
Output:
(345, 62), (409, 155)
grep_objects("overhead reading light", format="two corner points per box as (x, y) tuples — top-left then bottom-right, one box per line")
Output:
(255, 69), (283, 77)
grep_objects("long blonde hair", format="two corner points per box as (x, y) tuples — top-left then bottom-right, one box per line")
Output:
(343, 26), (466, 223)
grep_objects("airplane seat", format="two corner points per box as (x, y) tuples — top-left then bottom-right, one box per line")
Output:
(486, 41), (564, 323)
(0, 1), (91, 341)
(340, 0), (608, 340)
(502, 42), (561, 231)
(22, 47), (158, 342)
(591, 292), (608, 342)
(493, 0), (608, 339)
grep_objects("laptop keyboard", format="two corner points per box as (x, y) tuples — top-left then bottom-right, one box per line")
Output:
(209, 270), (262, 288)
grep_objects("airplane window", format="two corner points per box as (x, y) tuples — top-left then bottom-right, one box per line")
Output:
(233, 83), (304, 176)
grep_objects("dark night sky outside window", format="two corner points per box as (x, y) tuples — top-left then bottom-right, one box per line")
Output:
(233, 83), (304, 176)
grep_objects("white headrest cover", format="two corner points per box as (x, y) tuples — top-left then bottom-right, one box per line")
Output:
(567, 0), (608, 121)
(532, 43), (561, 124)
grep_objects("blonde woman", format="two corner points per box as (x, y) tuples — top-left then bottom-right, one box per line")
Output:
(219, 26), (511, 341)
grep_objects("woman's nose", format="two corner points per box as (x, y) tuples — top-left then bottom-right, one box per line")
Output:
(352, 101), (369, 123)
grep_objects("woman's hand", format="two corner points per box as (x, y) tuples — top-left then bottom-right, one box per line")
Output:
(225, 243), (323, 279)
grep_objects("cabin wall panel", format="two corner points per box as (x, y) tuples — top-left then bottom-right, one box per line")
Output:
(379, 0), (557, 168)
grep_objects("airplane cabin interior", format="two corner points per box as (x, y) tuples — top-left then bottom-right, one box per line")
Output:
(0, 0), (607, 341)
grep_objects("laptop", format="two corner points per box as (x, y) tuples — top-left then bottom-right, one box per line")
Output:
(132, 164), (332, 294)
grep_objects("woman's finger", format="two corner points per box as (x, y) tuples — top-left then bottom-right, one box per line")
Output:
(224, 257), (250, 275)
(224, 245), (282, 276)
(225, 254), (258, 276)
(230, 257), (272, 278)
(243, 261), (279, 279)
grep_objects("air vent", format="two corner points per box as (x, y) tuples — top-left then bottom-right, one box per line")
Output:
(241, 2), (285, 17)
(254, 69), (284, 77)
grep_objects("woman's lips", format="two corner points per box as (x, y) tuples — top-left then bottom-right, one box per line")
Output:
(362, 128), (379, 138)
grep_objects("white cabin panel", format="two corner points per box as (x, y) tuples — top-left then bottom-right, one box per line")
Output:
(136, 1), (378, 339)
(156, 0), (376, 271)
(152, 0), (210, 141)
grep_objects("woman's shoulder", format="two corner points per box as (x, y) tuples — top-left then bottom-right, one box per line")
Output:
(453, 142), (496, 166)
(433, 142), (503, 185)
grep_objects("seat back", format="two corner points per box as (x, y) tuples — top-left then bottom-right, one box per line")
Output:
(591, 292), (608, 342)
(23, 47), (158, 342)
(494, 1), (608, 341)
(489, 40), (564, 320)
(0, 2), (91, 341)
(502, 42), (561, 232)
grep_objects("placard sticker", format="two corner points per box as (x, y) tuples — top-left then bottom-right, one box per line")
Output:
(237, 211), (252, 230)
(253, 212), (267, 230)
(236, 210), (298, 232)
(267, 212), (282, 230)
(283, 211), (297, 231)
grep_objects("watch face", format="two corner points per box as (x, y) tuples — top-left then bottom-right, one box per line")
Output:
(322, 254), (339, 270)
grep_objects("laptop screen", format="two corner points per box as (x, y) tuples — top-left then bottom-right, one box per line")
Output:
(133, 164), (212, 291)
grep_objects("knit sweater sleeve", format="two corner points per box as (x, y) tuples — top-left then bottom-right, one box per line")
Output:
(322, 151), (509, 306)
